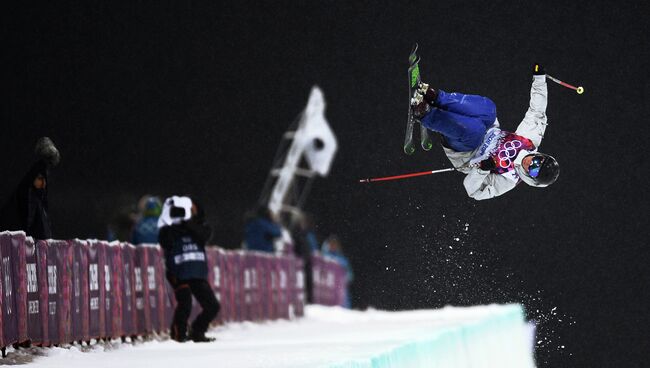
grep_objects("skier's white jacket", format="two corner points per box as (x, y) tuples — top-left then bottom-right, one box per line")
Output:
(443, 75), (548, 200)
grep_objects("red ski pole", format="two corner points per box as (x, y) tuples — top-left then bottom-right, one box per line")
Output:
(359, 167), (456, 183)
(546, 74), (584, 94)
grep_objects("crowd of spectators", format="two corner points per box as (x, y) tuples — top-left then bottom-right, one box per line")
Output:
(242, 207), (352, 306)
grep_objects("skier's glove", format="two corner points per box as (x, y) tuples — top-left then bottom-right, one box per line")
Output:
(533, 63), (546, 76)
(479, 158), (496, 172)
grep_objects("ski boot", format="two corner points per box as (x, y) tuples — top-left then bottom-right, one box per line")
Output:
(418, 82), (438, 105)
(410, 82), (438, 118)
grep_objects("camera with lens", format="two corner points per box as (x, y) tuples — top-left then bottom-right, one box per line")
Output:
(169, 206), (187, 219)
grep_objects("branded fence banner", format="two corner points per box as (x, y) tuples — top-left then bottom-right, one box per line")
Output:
(322, 257), (335, 305)
(311, 255), (323, 304)
(104, 242), (123, 338)
(0, 234), (4, 348)
(332, 258), (348, 307)
(233, 252), (245, 322)
(10, 232), (28, 343)
(120, 243), (137, 337)
(311, 254), (347, 307)
(37, 239), (50, 345)
(313, 255), (335, 305)
(293, 258), (305, 317)
(24, 238), (46, 345)
(46, 239), (72, 345)
(134, 246), (152, 334)
(0, 232), (18, 347)
(257, 253), (272, 319)
(220, 249), (235, 322)
(271, 255), (282, 320)
(205, 248), (221, 325)
(280, 256), (292, 319)
(285, 256), (295, 318)
(148, 247), (173, 331)
(146, 246), (166, 333)
(242, 253), (255, 321)
(275, 256), (285, 319)
(87, 241), (106, 339)
(70, 239), (89, 343)
(249, 254), (262, 321)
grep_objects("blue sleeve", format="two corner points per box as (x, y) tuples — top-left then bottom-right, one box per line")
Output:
(261, 219), (282, 238)
(306, 232), (319, 252)
(131, 222), (142, 244)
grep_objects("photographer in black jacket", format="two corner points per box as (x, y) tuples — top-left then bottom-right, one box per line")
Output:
(158, 196), (220, 342)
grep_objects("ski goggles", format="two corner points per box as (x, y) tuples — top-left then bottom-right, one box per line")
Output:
(528, 155), (545, 178)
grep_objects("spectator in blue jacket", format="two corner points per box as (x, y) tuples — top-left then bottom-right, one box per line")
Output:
(322, 235), (353, 309)
(243, 206), (282, 253)
(132, 195), (162, 244)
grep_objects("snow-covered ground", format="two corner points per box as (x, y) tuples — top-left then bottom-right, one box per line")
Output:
(10, 305), (535, 368)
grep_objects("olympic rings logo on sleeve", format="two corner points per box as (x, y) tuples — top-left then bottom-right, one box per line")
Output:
(497, 140), (522, 168)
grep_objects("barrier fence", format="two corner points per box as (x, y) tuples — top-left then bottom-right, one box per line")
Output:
(0, 231), (347, 354)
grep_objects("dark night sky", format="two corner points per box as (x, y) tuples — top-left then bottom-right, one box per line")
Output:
(2, 1), (649, 366)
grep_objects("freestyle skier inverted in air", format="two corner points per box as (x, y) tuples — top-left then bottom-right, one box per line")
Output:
(360, 44), (582, 201)
(410, 62), (560, 200)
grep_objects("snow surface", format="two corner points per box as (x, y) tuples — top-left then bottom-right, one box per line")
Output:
(16, 305), (534, 368)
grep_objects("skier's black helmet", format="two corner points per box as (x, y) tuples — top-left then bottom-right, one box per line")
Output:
(527, 153), (559, 186)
